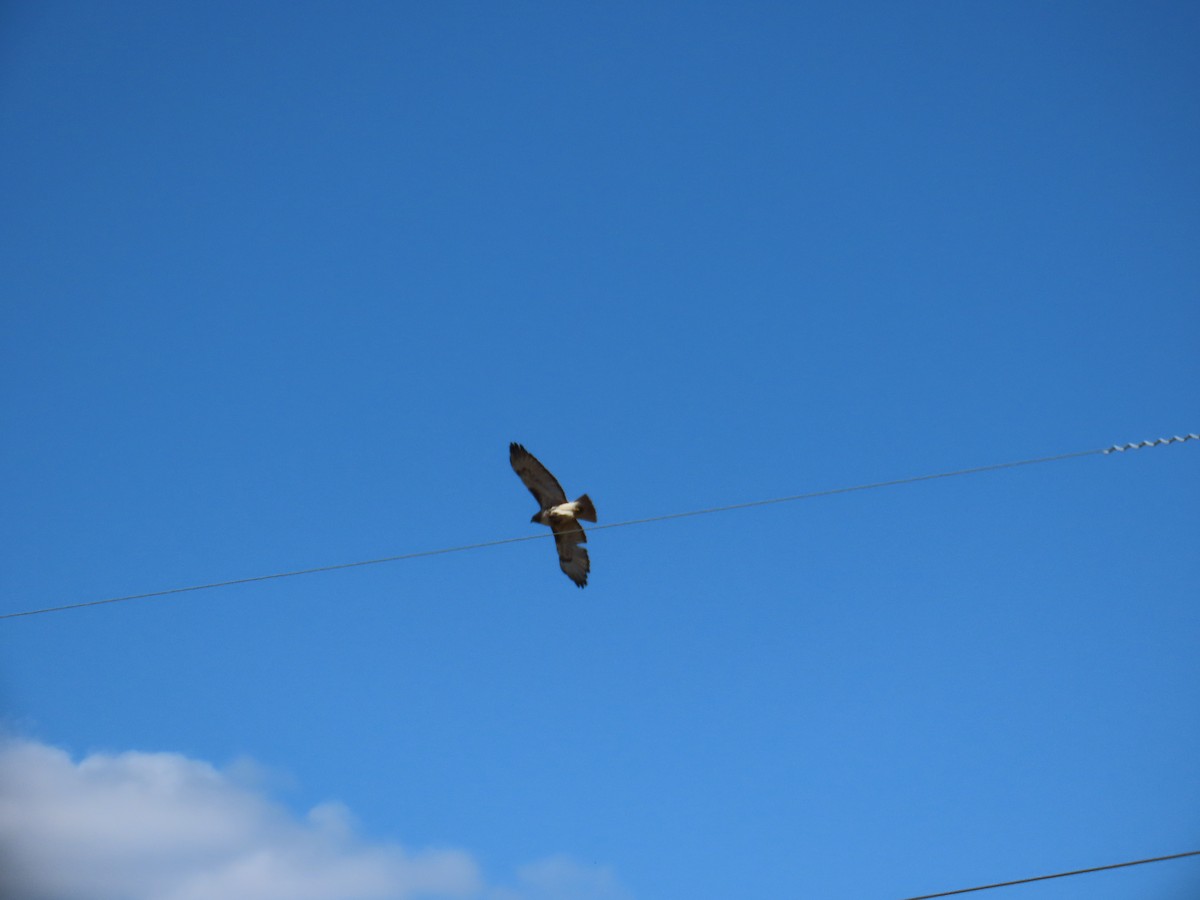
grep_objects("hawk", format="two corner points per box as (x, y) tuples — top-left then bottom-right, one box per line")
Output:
(510, 443), (597, 588)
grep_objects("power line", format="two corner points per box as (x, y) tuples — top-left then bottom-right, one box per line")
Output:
(899, 848), (1200, 899)
(2, 433), (1195, 621)
(0, 532), (553, 621)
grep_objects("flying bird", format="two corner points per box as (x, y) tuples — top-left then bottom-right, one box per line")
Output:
(509, 443), (597, 588)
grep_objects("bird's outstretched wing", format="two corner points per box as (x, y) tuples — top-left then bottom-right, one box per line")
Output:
(510, 443), (567, 508)
(552, 521), (590, 588)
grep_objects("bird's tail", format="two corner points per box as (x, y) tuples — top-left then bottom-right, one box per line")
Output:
(573, 494), (597, 522)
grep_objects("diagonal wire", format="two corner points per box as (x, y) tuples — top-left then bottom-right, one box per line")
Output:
(0, 532), (554, 620)
(588, 447), (1103, 533)
(2, 434), (1195, 621)
(898, 848), (1200, 899)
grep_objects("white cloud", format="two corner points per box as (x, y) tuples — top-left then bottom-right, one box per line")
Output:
(489, 856), (632, 900)
(0, 738), (627, 900)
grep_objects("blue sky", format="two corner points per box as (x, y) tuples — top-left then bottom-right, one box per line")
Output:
(1, 2), (1197, 898)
